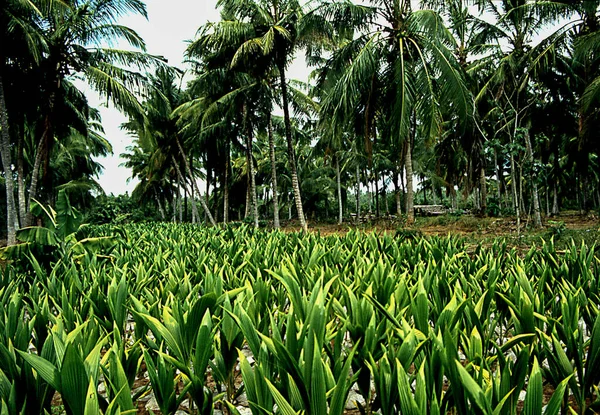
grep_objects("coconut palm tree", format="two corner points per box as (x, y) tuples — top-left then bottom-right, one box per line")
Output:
(469, 0), (578, 226)
(22, 0), (166, 226)
(559, 1), (600, 209)
(199, 0), (328, 231)
(321, 0), (472, 224)
(123, 68), (218, 225)
(0, 0), (42, 244)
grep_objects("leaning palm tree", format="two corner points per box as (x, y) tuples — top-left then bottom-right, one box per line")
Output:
(197, 0), (323, 232)
(23, 0), (166, 225)
(123, 69), (217, 225)
(321, 0), (472, 224)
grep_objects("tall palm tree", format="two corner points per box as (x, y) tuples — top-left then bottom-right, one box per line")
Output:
(424, 0), (492, 213)
(561, 2), (600, 209)
(203, 0), (324, 231)
(470, 0), (574, 226)
(23, 0), (165, 225)
(0, 0), (42, 244)
(321, 0), (471, 224)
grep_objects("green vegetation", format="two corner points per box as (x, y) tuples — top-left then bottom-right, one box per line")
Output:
(2, 1), (600, 241)
(1, 1), (600, 414)
(0, 224), (599, 414)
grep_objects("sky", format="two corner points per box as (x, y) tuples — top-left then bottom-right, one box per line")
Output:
(90, 0), (310, 195)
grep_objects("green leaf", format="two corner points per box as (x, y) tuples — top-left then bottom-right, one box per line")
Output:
(329, 344), (358, 415)
(454, 361), (491, 414)
(61, 344), (90, 415)
(84, 377), (100, 415)
(132, 310), (184, 362)
(16, 351), (60, 391)
(543, 375), (572, 415)
(309, 335), (327, 415)
(524, 358), (542, 415)
(265, 378), (299, 415)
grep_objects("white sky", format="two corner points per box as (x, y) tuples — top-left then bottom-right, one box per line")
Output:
(90, 0), (310, 195)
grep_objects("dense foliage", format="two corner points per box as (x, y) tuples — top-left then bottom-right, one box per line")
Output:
(0, 224), (599, 414)
(2, 0), (600, 242)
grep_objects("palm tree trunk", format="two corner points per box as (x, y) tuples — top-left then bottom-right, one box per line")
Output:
(552, 183), (559, 216)
(355, 162), (361, 224)
(494, 148), (502, 209)
(175, 137), (216, 226)
(510, 153), (520, 232)
(17, 133), (26, 225)
(0, 71), (18, 244)
(382, 171), (389, 215)
(366, 168), (372, 214)
(374, 169), (380, 217)
(519, 165), (526, 217)
(154, 189), (166, 220)
(393, 167), (401, 216)
(245, 107), (259, 229)
(245, 182), (250, 219)
(171, 181), (176, 223)
(405, 139), (415, 225)
(28, 79), (59, 224)
(336, 154), (343, 225)
(177, 178), (183, 223)
(267, 114), (280, 228)
(205, 168), (211, 223)
(172, 155), (199, 222)
(480, 164), (487, 214)
(223, 138), (230, 224)
(279, 63), (307, 232)
(28, 138), (45, 216)
(524, 130), (542, 226)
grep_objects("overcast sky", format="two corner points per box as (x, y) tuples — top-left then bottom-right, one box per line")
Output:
(90, 0), (311, 195)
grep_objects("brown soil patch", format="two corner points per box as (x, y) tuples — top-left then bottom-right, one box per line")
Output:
(281, 210), (599, 239)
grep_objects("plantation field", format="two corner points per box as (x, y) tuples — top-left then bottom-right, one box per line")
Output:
(1, 224), (600, 414)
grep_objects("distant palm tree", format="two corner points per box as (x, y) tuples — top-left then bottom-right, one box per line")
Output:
(200, 0), (324, 231)
(123, 69), (217, 225)
(321, 0), (471, 224)
(470, 0), (574, 226)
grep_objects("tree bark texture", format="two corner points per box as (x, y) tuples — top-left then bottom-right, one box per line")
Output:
(279, 63), (307, 232)
(336, 154), (343, 225)
(0, 72), (18, 244)
(405, 139), (414, 225)
(267, 115), (280, 228)
(245, 107), (259, 229)
(175, 137), (216, 226)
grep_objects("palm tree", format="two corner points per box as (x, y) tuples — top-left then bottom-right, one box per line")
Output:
(561, 1), (600, 210)
(23, 0), (165, 226)
(120, 138), (172, 220)
(424, 0), (492, 213)
(321, 0), (471, 225)
(469, 0), (575, 226)
(203, 0), (326, 231)
(0, 0), (42, 244)
(123, 68), (218, 225)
